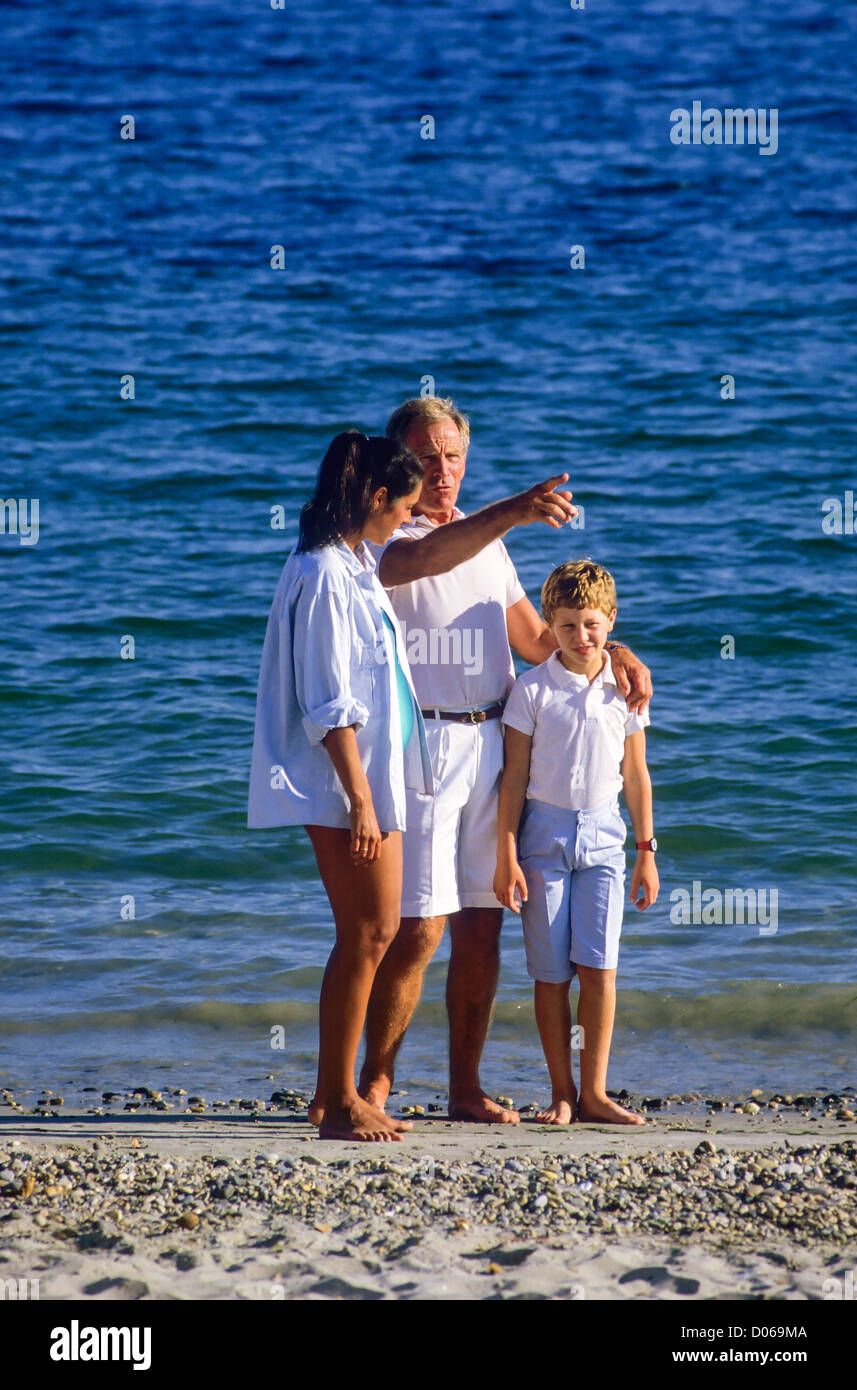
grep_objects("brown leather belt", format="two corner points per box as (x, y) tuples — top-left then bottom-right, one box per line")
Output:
(419, 701), (505, 725)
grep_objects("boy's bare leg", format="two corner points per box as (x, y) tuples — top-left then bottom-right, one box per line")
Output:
(575, 964), (644, 1124)
(533, 979), (578, 1124)
(447, 907), (518, 1123)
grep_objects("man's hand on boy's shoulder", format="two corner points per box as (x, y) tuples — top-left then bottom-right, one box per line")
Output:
(608, 643), (652, 714)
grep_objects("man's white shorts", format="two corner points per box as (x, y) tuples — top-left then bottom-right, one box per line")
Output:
(401, 717), (503, 918)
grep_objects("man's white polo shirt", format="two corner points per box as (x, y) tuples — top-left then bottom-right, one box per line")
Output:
(502, 649), (650, 811)
(367, 507), (525, 709)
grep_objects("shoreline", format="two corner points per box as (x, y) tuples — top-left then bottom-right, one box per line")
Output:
(2, 1091), (856, 1301)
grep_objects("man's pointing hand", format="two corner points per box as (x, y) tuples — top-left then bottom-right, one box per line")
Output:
(511, 474), (577, 529)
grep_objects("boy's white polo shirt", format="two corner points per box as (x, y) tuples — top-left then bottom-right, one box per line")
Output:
(501, 649), (649, 811)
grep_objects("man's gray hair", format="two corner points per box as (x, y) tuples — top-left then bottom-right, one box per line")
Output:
(385, 397), (470, 454)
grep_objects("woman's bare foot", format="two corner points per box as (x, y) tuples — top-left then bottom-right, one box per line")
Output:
(312, 1095), (413, 1133)
(535, 1096), (576, 1126)
(448, 1089), (519, 1124)
(310, 1076), (410, 1129)
(576, 1095), (645, 1125)
(318, 1097), (413, 1142)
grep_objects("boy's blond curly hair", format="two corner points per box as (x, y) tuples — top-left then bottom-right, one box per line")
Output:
(541, 559), (617, 623)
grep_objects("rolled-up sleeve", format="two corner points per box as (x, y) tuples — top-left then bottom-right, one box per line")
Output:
(291, 581), (370, 746)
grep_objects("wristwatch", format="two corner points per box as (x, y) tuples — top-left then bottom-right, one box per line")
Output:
(635, 838), (658, 852)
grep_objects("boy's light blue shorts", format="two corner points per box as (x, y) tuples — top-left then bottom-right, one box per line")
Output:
(518, 797), (627, 983)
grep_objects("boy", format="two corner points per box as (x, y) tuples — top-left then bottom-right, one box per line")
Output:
(493, 560), (658, 1125)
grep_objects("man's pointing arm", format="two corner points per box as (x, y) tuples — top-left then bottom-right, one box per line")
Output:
(378, 474), (577, 587)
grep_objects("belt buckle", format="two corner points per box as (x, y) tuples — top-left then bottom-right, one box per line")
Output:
(469, 709), (481, 724)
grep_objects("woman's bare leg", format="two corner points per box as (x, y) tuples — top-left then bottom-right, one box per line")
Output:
(305, 825), (412, 1141)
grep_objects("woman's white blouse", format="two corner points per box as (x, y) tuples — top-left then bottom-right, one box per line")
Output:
(247, 539), (434, 832)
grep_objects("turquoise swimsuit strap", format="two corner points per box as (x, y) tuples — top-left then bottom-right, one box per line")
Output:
(381, 611), (414, 748)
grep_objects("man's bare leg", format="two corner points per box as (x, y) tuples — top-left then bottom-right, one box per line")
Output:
(575, 964), (644, 1125)
(447, 906), (518, 1123)
(358, 913), (447, 1109)
(309, 913), (446, 1124)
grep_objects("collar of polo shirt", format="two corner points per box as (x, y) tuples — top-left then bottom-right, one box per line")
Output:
(549, 647), (616, 688)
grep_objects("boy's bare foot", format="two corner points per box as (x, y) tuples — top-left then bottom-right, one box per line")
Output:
(535, 1097), (576, 1126)
(318, 1097), (413, 1142)
(448, 1088), (519, 1124)
(576, 1095), (645, 1125)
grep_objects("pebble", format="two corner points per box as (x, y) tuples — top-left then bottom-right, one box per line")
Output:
(2, 1089), (854, 1258)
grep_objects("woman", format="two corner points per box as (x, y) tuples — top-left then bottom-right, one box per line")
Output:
(248, 431), (433, 1141)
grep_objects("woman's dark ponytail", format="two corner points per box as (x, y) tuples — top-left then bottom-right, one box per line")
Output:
(297, 430), (423, 551)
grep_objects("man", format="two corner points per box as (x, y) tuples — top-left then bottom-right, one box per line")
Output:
(317, 397), (652, 1125)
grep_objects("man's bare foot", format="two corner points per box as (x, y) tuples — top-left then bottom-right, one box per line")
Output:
(576, 1095), (645, 1125)
(308, 1095), (323, 1126)
(535, 1096), (576, 1126)
(318, 1097), (413, 1142)
(358, 1075), (391, 1113)
(448, 1089), (519, 1124)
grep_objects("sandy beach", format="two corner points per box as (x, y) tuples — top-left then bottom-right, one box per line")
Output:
(1, 1086), (855, 1302)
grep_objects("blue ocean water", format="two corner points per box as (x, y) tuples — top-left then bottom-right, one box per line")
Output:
(1, 0), (855, 1109)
